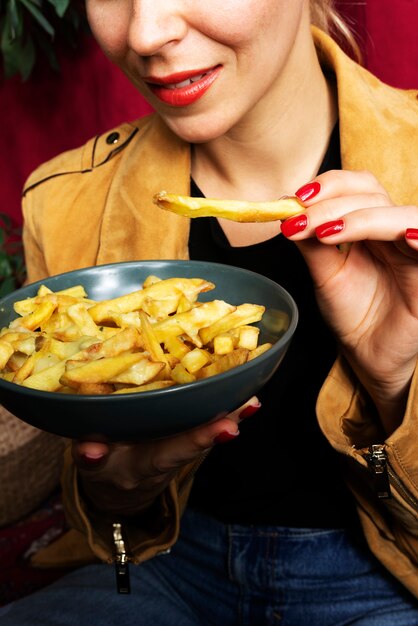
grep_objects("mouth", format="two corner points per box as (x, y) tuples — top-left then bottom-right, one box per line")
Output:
(144, 66), (222, 107)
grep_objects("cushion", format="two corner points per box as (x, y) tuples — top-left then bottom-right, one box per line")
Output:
(0, 405), (66, 527)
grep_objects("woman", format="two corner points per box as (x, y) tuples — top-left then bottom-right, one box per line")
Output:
(2, 0), (418, 623)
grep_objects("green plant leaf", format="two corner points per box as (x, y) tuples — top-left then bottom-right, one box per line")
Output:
(0, 276), (17, 297)
(1, 0), (87, 79)
(1, 23), (22, 78)
(47, 0), (70, 19)
(19, 0), (55, 37)
(0, 254), (12, 277)
(19, 35), (35, 79)
(7, 0), (22, 40)
(1, 29), (35, 80)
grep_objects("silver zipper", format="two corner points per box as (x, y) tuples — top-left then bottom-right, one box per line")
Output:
(364, 444), (392, 499)
(364, 444), (418, 513)
(113, 522), (131, 594)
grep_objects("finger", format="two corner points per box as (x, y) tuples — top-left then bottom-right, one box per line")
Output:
(225, 395), (261, 422)
(280, 192), (395, 240)
(313, 206), (418, 245)
(295, 170), (390, 205)
(405, 228), (418, 251)
(152, 397), (261, 471)
(75, 396), (262, 479)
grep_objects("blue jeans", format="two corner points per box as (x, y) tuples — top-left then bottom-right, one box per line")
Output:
(1, 508), (418, 625)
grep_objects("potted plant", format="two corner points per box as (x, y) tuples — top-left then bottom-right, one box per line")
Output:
(0, 214), (26, 296)
(0, 0), (87, 80)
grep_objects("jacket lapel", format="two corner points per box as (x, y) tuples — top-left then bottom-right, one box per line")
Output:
(97, 115), (191, 264)
(313, 27), (418, 206)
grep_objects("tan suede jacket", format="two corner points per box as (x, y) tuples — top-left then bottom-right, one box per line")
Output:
(23, 29), (418, 596)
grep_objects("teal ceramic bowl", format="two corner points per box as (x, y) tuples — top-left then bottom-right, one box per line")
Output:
(0, 261), (298, 440)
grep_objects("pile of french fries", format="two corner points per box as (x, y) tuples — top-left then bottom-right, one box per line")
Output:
(0, 275), (273, 395)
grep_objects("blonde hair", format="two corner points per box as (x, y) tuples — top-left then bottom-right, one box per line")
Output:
(310, 0), (362, 63)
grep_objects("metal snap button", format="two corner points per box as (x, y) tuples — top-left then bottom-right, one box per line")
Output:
(106, 132), (120, 145)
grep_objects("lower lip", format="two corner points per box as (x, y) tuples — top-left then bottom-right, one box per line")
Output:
(148, 67), (222, 107)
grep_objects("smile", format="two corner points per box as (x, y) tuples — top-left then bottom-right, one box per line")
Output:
(145, 66), (222, 107)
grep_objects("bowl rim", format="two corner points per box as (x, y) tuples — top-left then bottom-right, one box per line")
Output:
(0, 259), (298, 401)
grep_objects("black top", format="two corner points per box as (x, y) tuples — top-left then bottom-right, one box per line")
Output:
(187, 123), (359, 528)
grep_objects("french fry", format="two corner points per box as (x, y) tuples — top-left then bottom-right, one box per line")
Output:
(60, 352), (146, 387)
(0, 273), (274, 395)
(108, 311), (142, 329)
(112, 380), (175, 394)
(109, 358), (165, 386)
(138, 311), (171, 379)
(153, 191), (304, 222)
(13, 338), (56, 383)
(163, 335), (190, 360)
(79, 327), (142, 360)
(199, 303), (264, 345)
(213, 334), (235, 355)
(236, 326), (260, 350)
(197, 348), (249, 379)
(153, 300), (235, 347)
(13, 285), (88, 316)
(10, 301), (56, 331)
(171, 363), (196, 384)
(11, 335), (37, 356)
(78, 382), (115, 395)
(88, 277), (214, 323)
(0, 340), (14, 369)
(247, 343), (273, 360)
(22, 360), (68, 391)
(6, 352), (27, 372)
(181, 348), (212, 374)
(66, 302), (103, 338)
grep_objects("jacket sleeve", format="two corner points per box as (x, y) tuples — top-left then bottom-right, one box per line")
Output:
(317, 355), (418, 596)
(22, 191), (50, 284)
(60, 446), (198, 566)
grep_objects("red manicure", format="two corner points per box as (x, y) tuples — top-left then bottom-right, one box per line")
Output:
(280, 214), (308, 238)
(239, 403), (261, 420)
(295, 181), (321, 202)
(214, 431), (239, 444)
(405, 228), (418, 240)
(316, 219), (345, 238)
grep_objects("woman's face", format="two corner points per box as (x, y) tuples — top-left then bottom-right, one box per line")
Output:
(86, 0), (311, 142)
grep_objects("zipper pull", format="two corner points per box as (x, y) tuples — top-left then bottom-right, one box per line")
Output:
(365, 444), (391, 500)
(113, 523), (131, 594)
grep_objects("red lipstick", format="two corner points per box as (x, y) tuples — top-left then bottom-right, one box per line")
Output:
(145, 66), (221, 107)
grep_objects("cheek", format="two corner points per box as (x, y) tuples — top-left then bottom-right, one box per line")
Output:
(86, 3), (130, 60)
(205, 0), (303, 58)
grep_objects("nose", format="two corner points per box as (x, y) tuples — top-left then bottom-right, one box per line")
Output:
(128, 0), (188, 56)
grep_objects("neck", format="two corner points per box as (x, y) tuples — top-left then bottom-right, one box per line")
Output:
(192, 29), (338, 202)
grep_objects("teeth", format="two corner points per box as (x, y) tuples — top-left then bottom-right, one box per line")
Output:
(166, 73), (206, 90)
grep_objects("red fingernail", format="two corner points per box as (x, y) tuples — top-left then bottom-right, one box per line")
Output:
(406, 228), (418, 240)
(214, 431), (239, 444)
(295, 181), (321, 202)
(280, 214), (308, 238)
(316, 219), (345, 238)
(239, 403), (261, 420)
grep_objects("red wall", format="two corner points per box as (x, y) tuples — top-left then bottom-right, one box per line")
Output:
(337, 0), (418, 89)
(0, 0), (417, 227)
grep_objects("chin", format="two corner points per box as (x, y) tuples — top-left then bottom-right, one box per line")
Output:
(163, 114), (233, 144)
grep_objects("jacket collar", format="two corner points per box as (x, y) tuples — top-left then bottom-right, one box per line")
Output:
(313, 26), (418, 206)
